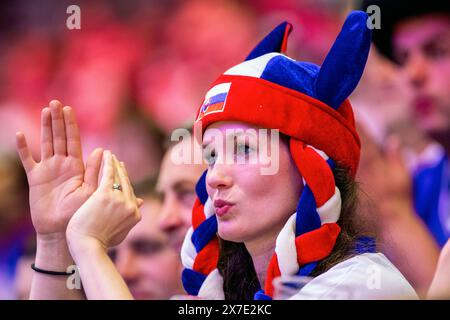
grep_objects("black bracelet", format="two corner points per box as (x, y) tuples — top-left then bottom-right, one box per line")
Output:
(31, 263), (75, 276)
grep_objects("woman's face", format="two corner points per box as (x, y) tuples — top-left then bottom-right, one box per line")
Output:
(203, 121), (303, 243)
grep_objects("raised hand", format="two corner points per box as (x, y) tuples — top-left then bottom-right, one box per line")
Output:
(63, 151), (143, 300)
(16, 100), (103, 238)
(66, 150), (143, 256)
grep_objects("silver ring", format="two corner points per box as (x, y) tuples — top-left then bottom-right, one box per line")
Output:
(112, 183), (122, 191)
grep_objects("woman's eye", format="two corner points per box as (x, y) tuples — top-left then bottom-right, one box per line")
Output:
(236, 143), (252, 155)
(203, 149), (217, 165)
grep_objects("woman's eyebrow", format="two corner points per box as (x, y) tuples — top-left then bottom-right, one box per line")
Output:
(202, 130), (249, 148)
(202, 141), (212, 149)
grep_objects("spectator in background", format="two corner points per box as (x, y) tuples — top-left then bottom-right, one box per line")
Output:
(157, 132), (208, 253)
(13, 236), (36, 300)
(0, 153), (33, 300)
(109, 188), (184, 300)
(359, 0), (449, 296)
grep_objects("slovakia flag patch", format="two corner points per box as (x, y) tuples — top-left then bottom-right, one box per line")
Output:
(196, 82), (231, 120)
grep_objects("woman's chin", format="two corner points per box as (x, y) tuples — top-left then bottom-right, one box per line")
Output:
(217, 221), (245, 242)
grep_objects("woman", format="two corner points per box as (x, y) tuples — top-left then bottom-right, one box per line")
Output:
(180, 11), (417, 300)
(18, 11), (416, 300)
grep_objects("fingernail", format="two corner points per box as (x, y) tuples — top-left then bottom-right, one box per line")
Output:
(49, 100), (61, 108)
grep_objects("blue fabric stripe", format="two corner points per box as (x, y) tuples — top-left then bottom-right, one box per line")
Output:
(182, 268), (206, 296)
(297, 261), (318, 276)
(295, 185), (321, 236)
(254, 290), (272, 300)
(191, 215), (218, 253)
(353, 236), (376, 254)
(245, 21), (290, 61)
(326, 158), (335, 170)
(195, 170), (208, 205)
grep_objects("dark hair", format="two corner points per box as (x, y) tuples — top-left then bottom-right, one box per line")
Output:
(217, 162), (363, 300)
(360, 0), (450, 62)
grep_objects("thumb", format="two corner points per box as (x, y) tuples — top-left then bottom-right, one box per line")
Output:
(84, 148), (104, 191)
(136, 198), (144, 208)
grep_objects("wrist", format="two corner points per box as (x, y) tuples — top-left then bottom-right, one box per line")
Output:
(36, 231), (67, 244)
(66, 231), (107, 263)
(35, 233), (75, 272)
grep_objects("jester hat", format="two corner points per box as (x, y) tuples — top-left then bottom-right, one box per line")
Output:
(181, 11), (372, 299)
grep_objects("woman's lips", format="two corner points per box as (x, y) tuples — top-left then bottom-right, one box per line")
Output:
(214, 199), (234, 217)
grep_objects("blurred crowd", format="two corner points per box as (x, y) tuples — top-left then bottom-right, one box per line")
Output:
(0, 0), (449, 299)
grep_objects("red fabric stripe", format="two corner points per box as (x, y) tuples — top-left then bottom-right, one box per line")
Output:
(193, 237), (220, 275)
(295, 223), (341, 266)
(289, 139), (335, 207)
(264, 253), (281, 298)
(281, 23), (293, 53)
(192, 198), (205, 229)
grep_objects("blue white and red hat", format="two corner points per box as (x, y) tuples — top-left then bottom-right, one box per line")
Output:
(181, 11), (372, 299)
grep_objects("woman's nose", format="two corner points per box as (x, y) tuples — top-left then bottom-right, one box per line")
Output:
(206, 163), (233, 190)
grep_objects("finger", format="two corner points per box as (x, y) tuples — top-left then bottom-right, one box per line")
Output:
(113, 155), (132, 200)
(49, 100), (67, 156)
(15, 132), (36, 172)
(40, 107), (53, 159)
(120, 160), (138, 203)
(113, 155), (120, 191)
(99, 150), (115, 190)
(137, 198), (144, 208)
(63, 106), (82, 159)
(84, 148), (103, 191)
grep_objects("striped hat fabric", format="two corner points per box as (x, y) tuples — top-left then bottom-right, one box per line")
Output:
(181, 11), (372, 299)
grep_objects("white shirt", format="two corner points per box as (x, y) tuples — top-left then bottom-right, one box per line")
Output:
(290, 253), (418, 300)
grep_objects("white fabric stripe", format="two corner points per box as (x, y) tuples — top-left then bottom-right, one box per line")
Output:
(317, 187), (342, 224)
(306, 145), (329, 160)
(198, 268), (225, 300)
(204, 82), (231, 100)
(204, 197), (215, 218)
(275, 213), (299, 276)
(180, 227), (195, 269)
(223, 52), (282, 78)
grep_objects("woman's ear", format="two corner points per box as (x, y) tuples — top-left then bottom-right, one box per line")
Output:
(314, 11), (372, 109)
(245, 21), (293, 61)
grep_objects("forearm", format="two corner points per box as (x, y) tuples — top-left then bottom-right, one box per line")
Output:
(427, 240), (450, 299)
(30, 234), (86, 300)
(69, 239), (134, 300)
(377, 202), (440, 297)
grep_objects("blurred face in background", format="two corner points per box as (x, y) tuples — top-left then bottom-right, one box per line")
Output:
(111, 196), (183, 300)
(393, 14), (450, 140)
(157, 139), (207, 253)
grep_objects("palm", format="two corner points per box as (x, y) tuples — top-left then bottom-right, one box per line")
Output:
(16, 101), (103, 236)
(28, 156), (89, 234)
